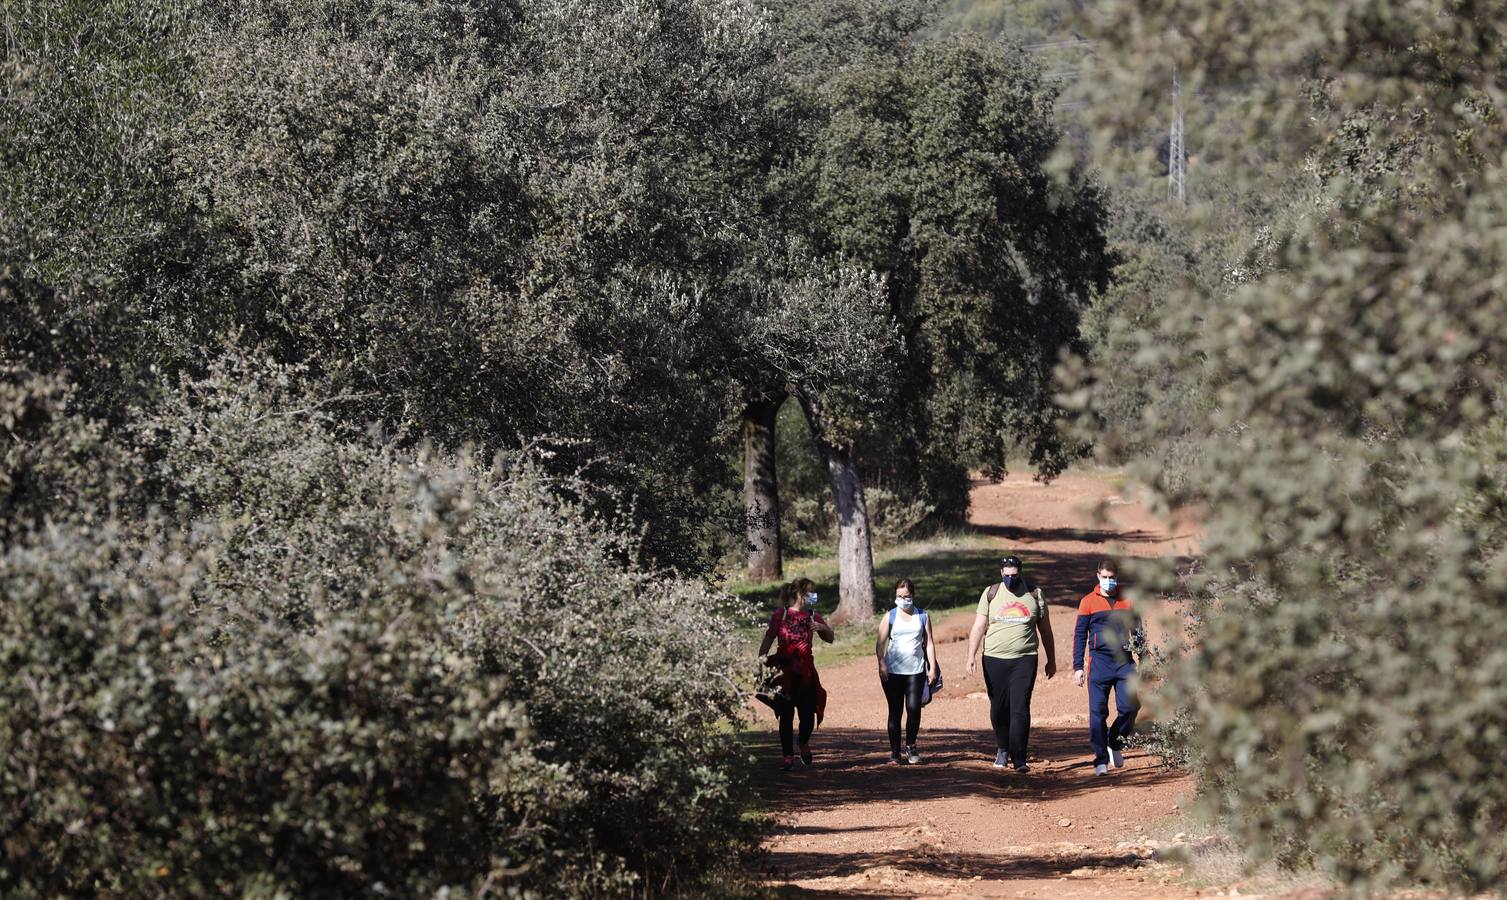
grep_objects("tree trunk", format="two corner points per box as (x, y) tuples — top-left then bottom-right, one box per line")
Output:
(797, 391), (876, 624)
(743, 394), (784, 582)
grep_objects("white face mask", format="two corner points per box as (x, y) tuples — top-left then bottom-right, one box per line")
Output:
(804, 592), (819, 608)
(894, 596), (914, 611)
(1099, 576), (1117, 593)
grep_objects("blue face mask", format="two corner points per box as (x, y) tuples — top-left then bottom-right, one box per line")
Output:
(1099, 576), (1117, 594)
(1003, 574), (1021, 591)
(804, 592), (819, 608)
(894, 596), (914, 611)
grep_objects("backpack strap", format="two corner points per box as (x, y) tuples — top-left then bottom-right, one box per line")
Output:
(887, 608), (896, 626)
(986, 582), (1001, 603)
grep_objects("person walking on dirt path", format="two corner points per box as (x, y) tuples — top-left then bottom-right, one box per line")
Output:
(757, 578), (834, 771)
(965, 555), (1058, 773)
(1072, 559), (1144, 776)
(875, 578), (939, 765)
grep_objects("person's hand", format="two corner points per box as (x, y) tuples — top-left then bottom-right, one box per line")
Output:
(927, 665), (938, 683)
(966, 657), (976, 676)
(1073, 669), (1085, 687)
(1044, 659), (1057, 679)
(878, 663), (889, 683)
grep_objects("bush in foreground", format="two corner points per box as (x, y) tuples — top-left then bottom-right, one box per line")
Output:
(0, 359), (752, 896)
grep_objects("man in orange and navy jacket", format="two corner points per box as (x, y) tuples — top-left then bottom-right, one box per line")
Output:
(1072, 559), (1143, 776)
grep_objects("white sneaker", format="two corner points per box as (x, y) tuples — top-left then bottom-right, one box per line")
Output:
(1109, 746), (1125, 768)
(906, 745), (921, 765)
(993, 750), (1010, 769)
(1094, 763), (1109, 776)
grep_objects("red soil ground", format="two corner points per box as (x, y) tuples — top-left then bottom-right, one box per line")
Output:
(753, 471), (1205, 898)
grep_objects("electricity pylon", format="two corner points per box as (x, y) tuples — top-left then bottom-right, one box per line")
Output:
(1168, 64), (1186, 205)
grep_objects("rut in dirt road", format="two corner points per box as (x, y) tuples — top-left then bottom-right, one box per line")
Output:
(754, 471), (1200, 898)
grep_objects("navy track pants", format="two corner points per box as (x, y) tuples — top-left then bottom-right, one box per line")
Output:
(1087, 657), (1139, 765)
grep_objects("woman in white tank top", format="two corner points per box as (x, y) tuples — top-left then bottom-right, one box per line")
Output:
(875, 578), (938, 764)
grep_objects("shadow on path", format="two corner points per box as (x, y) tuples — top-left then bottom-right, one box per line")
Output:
(764, 845), (1146, 885)
(749, 726), (1184, 809)
(973, 522), (1179, 546)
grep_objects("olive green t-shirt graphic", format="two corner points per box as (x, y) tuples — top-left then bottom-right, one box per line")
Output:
(976, 584), (1044, 659)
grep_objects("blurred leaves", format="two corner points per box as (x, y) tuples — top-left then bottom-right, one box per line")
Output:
(1069, 0), (1507, 889)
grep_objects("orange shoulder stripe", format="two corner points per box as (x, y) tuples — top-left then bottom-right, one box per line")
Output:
(1077, 591), (1110, 615)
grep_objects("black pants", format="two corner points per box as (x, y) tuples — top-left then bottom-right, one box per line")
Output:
(881, 672), (925, 755)
(982, 654), (1037, 763)
(777, 677), (817, 756)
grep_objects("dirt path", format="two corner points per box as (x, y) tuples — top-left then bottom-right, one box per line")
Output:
(754, 471), (1202, 898)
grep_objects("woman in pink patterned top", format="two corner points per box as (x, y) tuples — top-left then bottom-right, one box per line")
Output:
(757, 578), (834, 771)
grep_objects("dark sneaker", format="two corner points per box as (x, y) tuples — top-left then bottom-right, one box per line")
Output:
(993, 750), (1010, 769)
(906, 745), (921, 765)
(886, 754), (902, 766)
(1109, 745), (1125, 768)
(799, 744), (813, 767)
(781, 755), (794, 771)
(1014, 762), (1030, 774)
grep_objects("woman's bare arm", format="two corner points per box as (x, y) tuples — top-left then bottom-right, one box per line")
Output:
(924, 616), (939, 680)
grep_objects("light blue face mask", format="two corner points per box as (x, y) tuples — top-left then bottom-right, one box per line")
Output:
(1099, 576), (1118, 594)
(894, 596), (914, 611)
(804, 592), (819, 608)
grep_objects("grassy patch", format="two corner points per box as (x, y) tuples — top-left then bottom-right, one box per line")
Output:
(723, 531), (1003, 668)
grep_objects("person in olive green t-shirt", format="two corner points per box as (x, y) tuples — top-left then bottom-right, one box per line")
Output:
(965, 555), (1058, 772)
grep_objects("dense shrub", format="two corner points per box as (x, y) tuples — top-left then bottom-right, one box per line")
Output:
(1076, 0), (1507, 889)
(0, 359), (752, 896)
(0, 524), (540, 896)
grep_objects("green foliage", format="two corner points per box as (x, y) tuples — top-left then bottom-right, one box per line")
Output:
(769, 399), (938, 556)
(1064, 197), (1216, 493)
(0, 356), (753, 896)
(142, 0), (784, 574)
(1, 0), (792, 576)
(933, 0), (1082, 42)
(1073, 0), (1507, 889)
(765, 26), (1115, 517)
(1, 522), (535, 896)
(747, 264), (898, 449)
(0, 0), (197, 281)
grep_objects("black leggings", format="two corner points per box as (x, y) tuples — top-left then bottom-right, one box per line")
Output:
(778, 678), (817, 756)
(882, 672), (925, 755)
(982, 654), (1037, 763)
